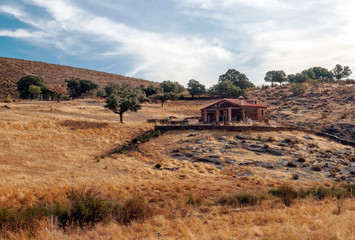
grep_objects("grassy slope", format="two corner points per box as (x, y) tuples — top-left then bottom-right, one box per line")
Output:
(248, 82), (355, 141)
(0, 99), (354, 239)
(0, 57), (158, 98)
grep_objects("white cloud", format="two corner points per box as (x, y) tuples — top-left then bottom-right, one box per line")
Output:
(177, 0), (355, 84)
(178, 0), (289, 9)
(1, 0), (354, 86)
(0, 0), (234, 85)
(0, 29), (36, 38)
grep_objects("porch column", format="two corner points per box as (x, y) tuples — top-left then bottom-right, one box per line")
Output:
(228, 107), (232, 122)
(216, 110), (220, 122)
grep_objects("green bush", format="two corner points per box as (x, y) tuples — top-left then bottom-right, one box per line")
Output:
(312, 186), (333, 200)
(65, 188), (118, 228)
(0, 203), (51, 236)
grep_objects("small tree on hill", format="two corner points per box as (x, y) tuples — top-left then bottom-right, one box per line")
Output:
(104, 83), (122, 97)
(105, 89), (149, 123)
(154, 92), (175, 107)
(154, 80), (185, 107)
(331, 64), (352, 81)
(17, 75), (47, 99)
(264, 70), (287, 86)
(65, 78), (99, 99)
(302, 67), (333, 80)
(208, 80), (245, 98)
(288, 73), (308, 84)
(187, 79), (206, 98)
(219, 69), (254, 89)
(160, 80), (185, 94)
(141, 84), (161, 97)
(47, 84), (68, 102)
(28, 85), (41, 99)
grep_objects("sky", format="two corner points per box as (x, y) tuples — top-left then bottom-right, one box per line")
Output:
(0, 0), (354, 87)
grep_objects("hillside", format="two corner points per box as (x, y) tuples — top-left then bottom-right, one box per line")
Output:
(0, 57), (157, 98)
(0, 99), (353, 239)
(248, 82), (355, 142)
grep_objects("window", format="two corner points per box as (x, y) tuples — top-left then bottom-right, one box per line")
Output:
(260, 109), (264, 116)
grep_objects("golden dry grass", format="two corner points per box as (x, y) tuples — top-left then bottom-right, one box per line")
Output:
(0, 99), (354, 239)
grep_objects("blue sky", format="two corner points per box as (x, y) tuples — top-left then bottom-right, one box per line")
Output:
(1, 0), (354, 87)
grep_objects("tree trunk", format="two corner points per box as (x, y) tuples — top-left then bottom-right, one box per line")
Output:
(119, 113), (123, 123)
(161, 100), (164, 107)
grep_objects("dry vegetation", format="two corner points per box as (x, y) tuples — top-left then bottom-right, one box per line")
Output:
(0, 99), (354, 239)
(0, 57), (157, 99)
(248, 82), (355, 142)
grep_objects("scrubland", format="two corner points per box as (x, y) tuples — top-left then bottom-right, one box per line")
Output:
(0, 99), (354, 239)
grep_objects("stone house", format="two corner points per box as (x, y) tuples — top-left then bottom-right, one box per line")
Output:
(200, 97), (268, 124)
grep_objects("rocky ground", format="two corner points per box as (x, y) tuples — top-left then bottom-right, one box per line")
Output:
(163, 131), (355, 183)
(248, 82), (355, 142)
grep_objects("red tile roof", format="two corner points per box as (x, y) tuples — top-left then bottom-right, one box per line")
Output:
(224, 98), (268, 107)
(201, 98), (268, 109)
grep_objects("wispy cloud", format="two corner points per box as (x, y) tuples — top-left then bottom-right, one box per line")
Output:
(0, 0), (354, 86)
(177, 0), (355, 83)
(0, 0), (234, 85)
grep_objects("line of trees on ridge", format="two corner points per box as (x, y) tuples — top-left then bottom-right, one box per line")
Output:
(264, 64), (352, 86)
(14, 63), (353, 122)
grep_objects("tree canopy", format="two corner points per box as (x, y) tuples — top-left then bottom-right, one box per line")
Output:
(160, 80), (185, 94)
(187, 79), (206, 98)
(302, 67), (333, 80)
(47, 84), (68, 102)
(28, 85), (41, 99)
(154, 81), (185, 107)
(264, 70), (287, 86)
(105, 88), (149, 123)
(219, 69), (254, 90)
(141, 84), (161, 97)
(65, 78), (99, 99)
(17, 75), (47, 99)
(288, 73), (308, 84)
(208, 80), (245, 98)
(331, 64), (352, 80)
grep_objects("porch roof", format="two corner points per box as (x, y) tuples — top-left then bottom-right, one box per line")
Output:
(201, 98), (268, 110)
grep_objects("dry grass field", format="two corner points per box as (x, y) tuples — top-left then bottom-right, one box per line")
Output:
(0, 57), (157, 99)
(248, 82), (355, 142)
(0, 99), (354, 239)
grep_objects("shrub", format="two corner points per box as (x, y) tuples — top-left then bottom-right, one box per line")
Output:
(297, 157), (306, 162)
(217, 192), (259, 207)
(311, 165), (322, 171)
(299, 188), (312, 198)
(235, 193), (259, 207)
(4, 94), (12, 103)
(292, 173), (299, 180)
(291, 84), (305, 96)
(267, 136), (276, 142)
(0, 203), (51, 236)
(65, 188), (118, 228)
(269, 184), (298, 207)
(187, 194), (203, 206)
(308, 123), (316, 130)
(116, 196), (152, 225)
(312, 187), (332, 200)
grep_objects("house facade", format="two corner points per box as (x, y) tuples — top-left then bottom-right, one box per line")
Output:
(201, 97), (268, 124)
